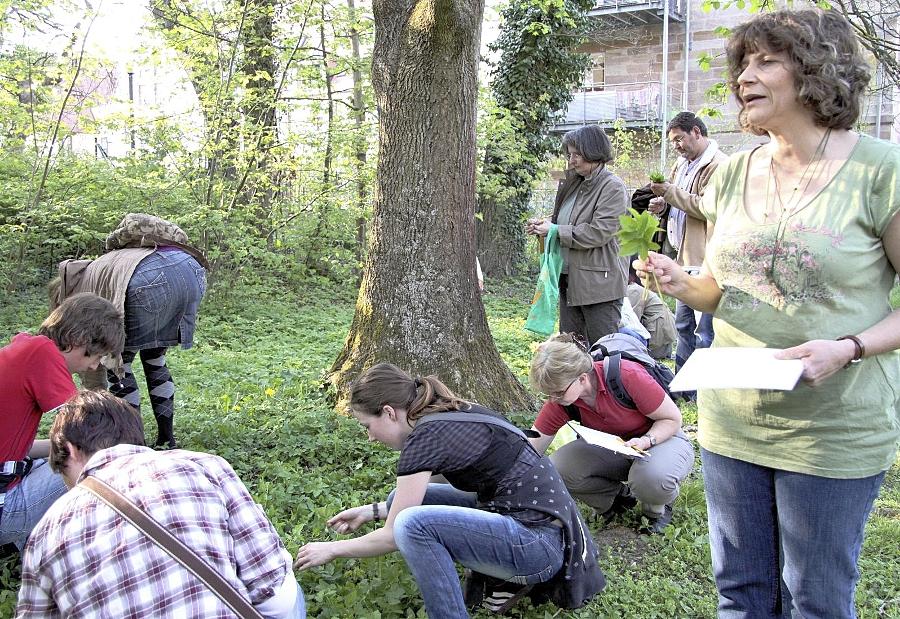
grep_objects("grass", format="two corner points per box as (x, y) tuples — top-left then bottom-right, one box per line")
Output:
(0, 278), (898, 618)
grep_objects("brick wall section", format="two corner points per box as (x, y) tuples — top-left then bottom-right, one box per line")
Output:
(580, 2), (747, 131)
(573, 0), (893, 144)
(549, 0), (897, 189)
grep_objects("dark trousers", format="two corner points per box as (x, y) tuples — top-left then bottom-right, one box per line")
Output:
(559, 274), (622, 346)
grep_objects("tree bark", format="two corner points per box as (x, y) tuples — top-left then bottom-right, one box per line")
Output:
(304, 11), (337, 270)
(331, 0), (535, 411)
(347, 0), (369, 279)
(238, 0), (277, 220)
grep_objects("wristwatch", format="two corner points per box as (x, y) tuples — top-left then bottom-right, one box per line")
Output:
(643, 433), (657, 447)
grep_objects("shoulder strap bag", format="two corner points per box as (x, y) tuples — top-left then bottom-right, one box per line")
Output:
(415, 410), (529, 439)
(79, 476), (264, 619)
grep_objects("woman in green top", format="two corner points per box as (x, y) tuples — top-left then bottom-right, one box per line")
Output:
(636, 9), (900, 618)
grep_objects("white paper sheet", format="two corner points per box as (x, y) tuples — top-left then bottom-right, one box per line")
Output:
(668, 347), (804, 392)
(566, 422), (647, 459)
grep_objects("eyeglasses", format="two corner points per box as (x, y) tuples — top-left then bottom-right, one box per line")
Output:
(564, 151), (584, 161)
(547, 374), (582, 401)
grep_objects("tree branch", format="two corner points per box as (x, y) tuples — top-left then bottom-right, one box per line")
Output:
(31, 6), (99, 210)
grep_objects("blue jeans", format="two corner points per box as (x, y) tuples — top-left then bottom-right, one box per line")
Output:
(674, 300), (713, 399)
(125, 250), (206, 350)
(0, 459), (68, 550)
(701, 449), (885, 619)
(674, 300), (714, 372)
(290, 582), (306, 618)
(389, 483), (564, 619)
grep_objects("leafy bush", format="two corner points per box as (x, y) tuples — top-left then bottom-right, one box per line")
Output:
(0, 149), (364, 293)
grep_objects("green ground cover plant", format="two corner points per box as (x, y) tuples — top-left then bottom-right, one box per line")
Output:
(1, 278), (897, 618)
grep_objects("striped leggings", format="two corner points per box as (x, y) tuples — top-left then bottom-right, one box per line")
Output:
(108, 347), (176, 447)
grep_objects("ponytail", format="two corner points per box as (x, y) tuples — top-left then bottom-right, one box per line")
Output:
(349, 363), (469, 425)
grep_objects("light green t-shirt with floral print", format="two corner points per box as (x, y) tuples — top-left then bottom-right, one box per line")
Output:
(698, 135), (900, 478)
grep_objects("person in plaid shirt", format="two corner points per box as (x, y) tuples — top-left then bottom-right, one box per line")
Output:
(16, 390), (304, 618)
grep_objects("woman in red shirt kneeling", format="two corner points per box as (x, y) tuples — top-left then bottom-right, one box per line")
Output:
(528, 333), (694, 534)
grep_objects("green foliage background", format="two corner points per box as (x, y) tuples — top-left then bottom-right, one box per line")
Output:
(1, 276), (897, 618)
(1, 1), (899, 616)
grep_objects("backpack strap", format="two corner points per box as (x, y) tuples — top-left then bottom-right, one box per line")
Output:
(602, 354), (637, 410)
(415, 411), (528, 440)
(563, 404), (581, 424)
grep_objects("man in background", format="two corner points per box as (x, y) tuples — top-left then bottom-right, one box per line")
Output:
(648, 112), (727, 390)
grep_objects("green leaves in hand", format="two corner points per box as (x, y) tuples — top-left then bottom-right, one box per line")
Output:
(649, 170), (666, 183)
(617, 208), (662, 260)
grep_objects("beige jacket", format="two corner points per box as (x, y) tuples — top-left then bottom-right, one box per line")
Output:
(662, 148), (729, 267)
(552, 166), (628, 306)
(626, 283), (676, 360)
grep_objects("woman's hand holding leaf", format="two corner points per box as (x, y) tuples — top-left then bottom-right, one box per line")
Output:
(634, 252), (689, 296)
(618, 208), (665, 299)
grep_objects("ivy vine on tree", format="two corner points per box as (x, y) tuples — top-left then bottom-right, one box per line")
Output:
(475, 0), (594, 277)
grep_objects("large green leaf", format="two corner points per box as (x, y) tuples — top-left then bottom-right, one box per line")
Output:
(617, 208), (662, 260)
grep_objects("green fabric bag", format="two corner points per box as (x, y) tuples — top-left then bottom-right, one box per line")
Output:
(524, 225), (562, 336)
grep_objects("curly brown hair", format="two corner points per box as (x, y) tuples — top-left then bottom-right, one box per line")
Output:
(726, 8), (871, 135)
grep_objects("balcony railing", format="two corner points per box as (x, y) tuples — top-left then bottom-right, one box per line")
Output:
(554, 81), (683, 131)
(588, 0), (686, 23)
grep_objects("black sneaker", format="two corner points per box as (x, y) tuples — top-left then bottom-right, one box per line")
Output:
(0, 543), (20, 560)
(638, 503), (674, 535)
(482, 580), (534, 614)
(598, 485), (638, 524)
(462, 570), (532, 614)
(462, 569), (486, 609)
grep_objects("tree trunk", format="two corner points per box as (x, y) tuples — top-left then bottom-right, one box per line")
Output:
(475, 168), (529, 277)
(304, 12), (337, 271)
(330, 0), (535, 412)
(236, 0), (277, 233)
(347, 0), (368, 279)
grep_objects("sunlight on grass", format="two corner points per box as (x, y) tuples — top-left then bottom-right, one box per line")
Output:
(1, 278), (897, 619)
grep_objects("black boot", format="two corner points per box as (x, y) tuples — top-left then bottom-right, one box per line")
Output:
(154, 414), (177, 450)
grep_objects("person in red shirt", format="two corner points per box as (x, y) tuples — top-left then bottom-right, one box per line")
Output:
(528, 333), (694, 534)
(0, 293), (124, 552)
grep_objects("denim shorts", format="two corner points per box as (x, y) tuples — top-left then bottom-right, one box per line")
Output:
(124, 250), (206, 350)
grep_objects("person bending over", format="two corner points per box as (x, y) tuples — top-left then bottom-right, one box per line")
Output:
(53, 213), (208, 449)
(528, 334), (694, 534)
(294, 363), (604, 618)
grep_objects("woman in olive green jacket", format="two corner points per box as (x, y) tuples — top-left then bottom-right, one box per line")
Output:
(527, 125), (628, 345)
